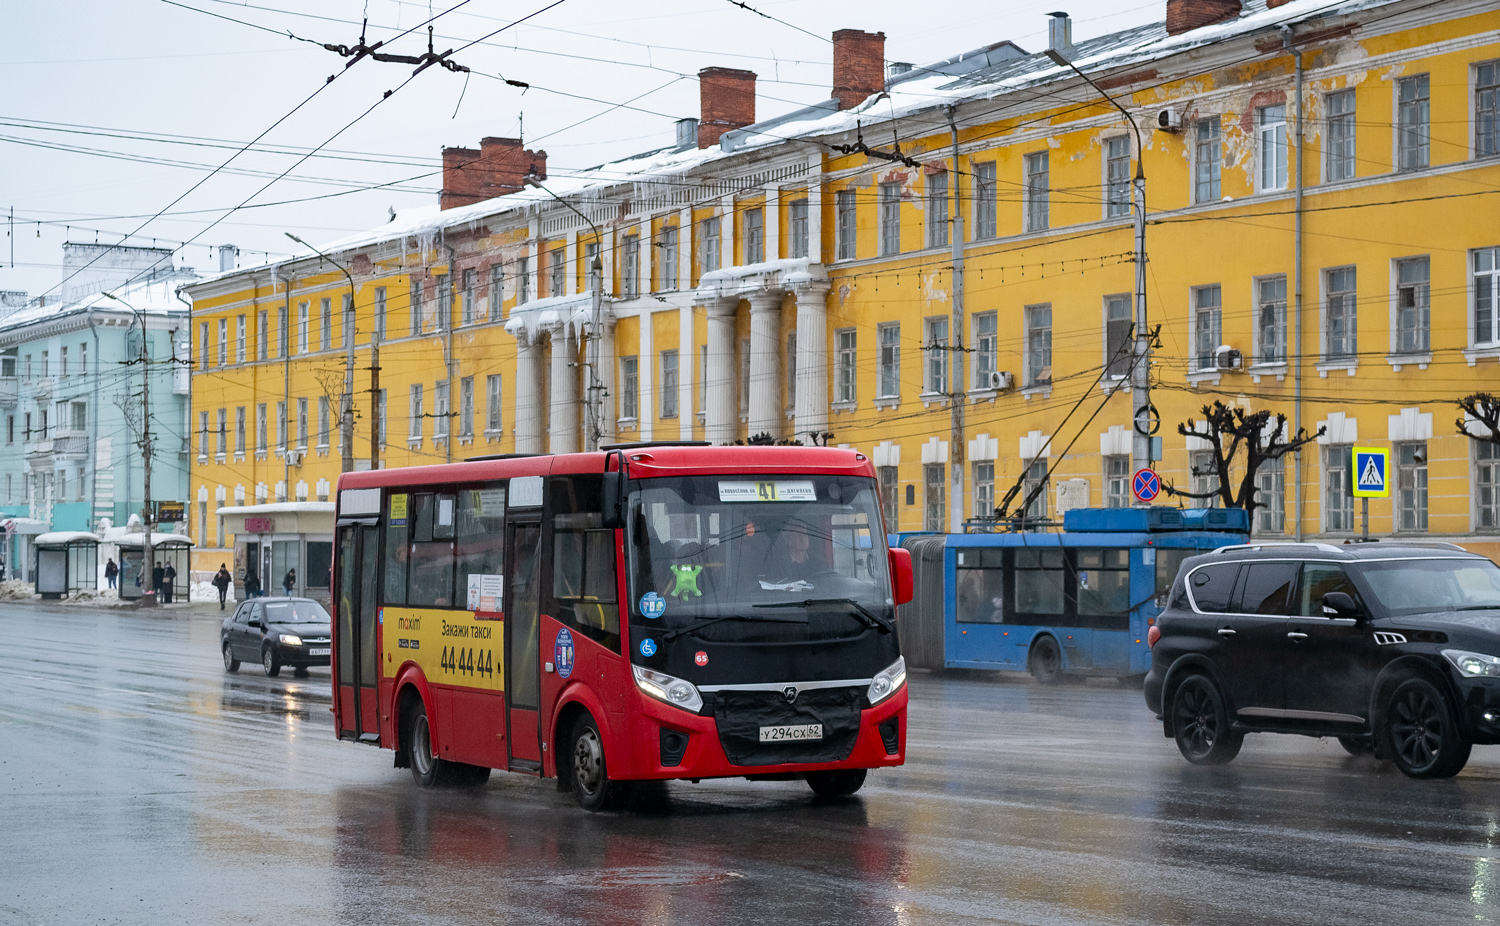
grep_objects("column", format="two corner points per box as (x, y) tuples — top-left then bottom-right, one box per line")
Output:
(806, 152), (824, 264)
(747, 290), (782, 439)
(793, 281), (830, 443)
(597, 318), (616, 448)
(548, 324), (578, 454)
(513, 332), (543, 454)
(704, 298), (738, 444)
(678, 302), (695, 441)
(638, 309), (654, 443)
(564, 230), (578, 296)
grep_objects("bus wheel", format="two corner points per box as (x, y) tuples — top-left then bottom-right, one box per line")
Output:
(261, 646), (280, 678)
(805, 769), (867, 797)
(1028, 637), (1062, 685)
(222, 642), (239, 673)
(402, 700), (489, 788)
(568, 714), (629, 812)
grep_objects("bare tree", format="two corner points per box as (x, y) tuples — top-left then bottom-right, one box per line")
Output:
(1164, 401), (1325, 518)
(1457, 393), (1500, 446)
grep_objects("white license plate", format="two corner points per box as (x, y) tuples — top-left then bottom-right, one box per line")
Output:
(758, 723), (823, 743)
(309, 648), (330, 656)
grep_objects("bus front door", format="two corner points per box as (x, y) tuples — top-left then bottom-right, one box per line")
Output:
(335, 524), (382, 742)
(504, 519), (543, 770)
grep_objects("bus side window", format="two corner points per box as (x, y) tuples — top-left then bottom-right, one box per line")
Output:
(547, 476), (619, 650)
(457, 485), (505, 599)
(409, 493), (457, 607)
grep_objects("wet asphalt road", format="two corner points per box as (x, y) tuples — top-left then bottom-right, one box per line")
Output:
(2, 601), (1498, 926)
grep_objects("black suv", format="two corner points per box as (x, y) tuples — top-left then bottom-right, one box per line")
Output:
(1145, 542), (1500, 778)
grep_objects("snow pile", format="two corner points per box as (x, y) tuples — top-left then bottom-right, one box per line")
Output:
(63, 588), (133, 608)
(0, 580), (37, 600)
(191, 581), (234, 604)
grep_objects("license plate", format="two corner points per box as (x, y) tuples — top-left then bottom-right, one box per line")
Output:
(758, 723), (822, 743)
(309, 648), (330, 656)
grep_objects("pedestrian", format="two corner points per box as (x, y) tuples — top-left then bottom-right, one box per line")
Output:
(162, 562), (176, 604)
(151, 561), (165, 600)
(212, 563), (232, 610)
(282, 567), (296, 597)
(104, 558), (119, 590)
(243, 567), (261, 599)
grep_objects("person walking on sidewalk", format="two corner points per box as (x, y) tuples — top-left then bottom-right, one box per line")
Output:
(104, 558), (118, 590)
(212, 564), (232, 610)
(282, 568), (296, 597)
(162, 563), (176, 604)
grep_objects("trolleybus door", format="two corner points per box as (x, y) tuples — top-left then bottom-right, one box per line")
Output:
(504, 518), (543, 768)
(335, 524), (382, 742)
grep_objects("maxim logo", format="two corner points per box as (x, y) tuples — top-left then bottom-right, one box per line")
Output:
(782, 686), (798, 703)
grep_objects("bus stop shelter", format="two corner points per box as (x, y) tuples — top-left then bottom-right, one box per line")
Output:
(116, 533), (194, 602)
(32, 532), (101, 599)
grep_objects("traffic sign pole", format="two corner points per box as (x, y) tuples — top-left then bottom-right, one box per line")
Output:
(1362, 497), (1369, 542)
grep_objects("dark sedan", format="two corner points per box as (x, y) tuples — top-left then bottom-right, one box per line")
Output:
(222, 598), (332, 677)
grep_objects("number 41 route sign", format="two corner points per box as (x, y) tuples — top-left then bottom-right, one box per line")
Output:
(1352, 447), (1390, 498)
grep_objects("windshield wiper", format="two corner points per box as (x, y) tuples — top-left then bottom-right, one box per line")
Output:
(662, 612), (804, 642)
(753, 598), (893, 635)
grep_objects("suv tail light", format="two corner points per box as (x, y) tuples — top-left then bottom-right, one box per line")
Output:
(1147, 625), (1161, 649)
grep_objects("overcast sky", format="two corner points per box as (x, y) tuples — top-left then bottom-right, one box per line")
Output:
(2, 0), (1165, 299)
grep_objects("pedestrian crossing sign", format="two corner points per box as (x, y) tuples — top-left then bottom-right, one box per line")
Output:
(1351, 447), (1390, 498)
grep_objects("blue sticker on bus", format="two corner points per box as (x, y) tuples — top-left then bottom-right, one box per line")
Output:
(639, 637), (658, 657)
(554, 628), (575, 679)
(639, 591), (666, 619)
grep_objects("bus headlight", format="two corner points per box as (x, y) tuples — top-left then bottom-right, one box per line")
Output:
(867, 656), (907, 705)
(1443, 649), (1500, 678)
(633, 665), (704, 713)
(279, 634), (303, 646)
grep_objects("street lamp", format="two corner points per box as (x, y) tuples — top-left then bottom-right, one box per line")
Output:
(524, 175), (607, 451)
(286, 233), (359, 474)
(101, 291), (157, 606)
(1045, 12), (1154, 489)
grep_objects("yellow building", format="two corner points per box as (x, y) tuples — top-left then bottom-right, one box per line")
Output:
(185, 0), (1500, 580)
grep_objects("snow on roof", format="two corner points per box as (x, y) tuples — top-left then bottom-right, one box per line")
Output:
(215, 502), (335, 516)
(0, 268), (197, 336)
(113, 532), (195, 548)
(34, 532), (102, 546)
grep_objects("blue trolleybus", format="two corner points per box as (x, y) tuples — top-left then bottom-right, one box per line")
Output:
(895, 507), (1249, 682)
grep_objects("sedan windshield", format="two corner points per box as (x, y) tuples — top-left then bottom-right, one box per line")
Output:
(261, 601), (330, 624)
(626, 474), (891, 641)
(1359, 558), (1500, 615)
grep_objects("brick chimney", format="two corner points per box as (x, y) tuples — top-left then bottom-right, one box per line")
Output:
(832, 29), (886, 111)
(1166, 0), (1241, 35)
(440, 137), (548, 210)
(698, 67), (757, 149)
(1265, 0), (1292, 7)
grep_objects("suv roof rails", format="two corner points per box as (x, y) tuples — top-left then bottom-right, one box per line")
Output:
(1211, 541), (1349, 555)
(1383, 540), (1470, 552)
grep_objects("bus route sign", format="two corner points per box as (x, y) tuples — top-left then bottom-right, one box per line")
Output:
(1132, 469), (1161, 503)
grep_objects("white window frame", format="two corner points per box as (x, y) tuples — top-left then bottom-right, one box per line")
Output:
(972, 311), (997, 390)
(1024, 151), (1049, 232)
(926, 172), (948, 250)
(787, 200), (809, 260)
(1392, 256), (1431, 357)
(660, 350), (679, 419)
(1472, 246), (1500, 350)
(1476, 60), (1499, 160)
(923, 316), (948, 396)
(459, 376), (474, 439)
(834, 328), (857, 406)
(1193, 118), (1221, 204)
(1324, 89), (1356, 182)
(619, 356), (639, 423)
(876, 323), (900, 401)
(486, 374), (503, 436)
(407, 385), (423, 442)
(1322, 266), (1358, 361)
(1104, 136), (1131, 218)
(1103, 294), (1132, 378)
(972, 160), (997, 240)
(1025, 304), (1052, 388)
(434, 380), (450, 441)
(661, 225), (680, 288)
(743, 208), (764, 265)
(834, 190), (856, 261)
(1257, 104), (1288, 192)
(1397, 73), (1430, 171)
(1254, 275), (1288, 366)
(878, 182), (902, 256)
(1474, 438), (1500, 532)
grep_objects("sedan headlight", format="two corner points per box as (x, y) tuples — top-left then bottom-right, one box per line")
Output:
(1443, 649), (1500, 678)
(632, 665), (703, 713)
(278, 634), (303, 646)
(867, 656), (907, 705)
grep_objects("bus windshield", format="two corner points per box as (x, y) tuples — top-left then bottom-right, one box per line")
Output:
(626, 474), (891, 641)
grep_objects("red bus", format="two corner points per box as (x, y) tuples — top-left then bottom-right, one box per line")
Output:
(331, 444), (913, 810)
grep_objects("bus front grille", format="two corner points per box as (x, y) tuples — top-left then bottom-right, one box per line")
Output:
(712, 687), (863, 767)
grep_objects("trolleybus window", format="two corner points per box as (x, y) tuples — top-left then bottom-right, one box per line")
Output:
(956, 549), (1005, 624)
(1015, 548), (1066, 616)
(1075, 548), (1130, 617)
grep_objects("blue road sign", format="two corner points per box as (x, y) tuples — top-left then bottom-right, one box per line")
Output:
(1352, 447), (1390, 498)
(1132, 468), (1161, 503)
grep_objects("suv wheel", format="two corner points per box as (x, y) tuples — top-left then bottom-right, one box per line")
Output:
(1171, 674), (1242, 765)
(1383, 677), (1472, 779)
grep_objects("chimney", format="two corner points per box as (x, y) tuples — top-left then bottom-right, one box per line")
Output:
(1047, 12), (1075, 61)
(217, 245), (239, 272)
(832, 29), (886, 111)
(1165, 0), (1241, 35)
(1265, 0), (1292, 6)
(441, 138), (548, 210)
(698, 67), (757, 149)
(675, 117), (700, 150)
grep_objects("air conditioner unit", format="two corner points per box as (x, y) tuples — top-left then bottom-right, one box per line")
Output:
(1214, 345), (1243, 371)
(286, 450), (302, 466)
(988, 370), (1014, 390)
(1157, 107), (1183, 132)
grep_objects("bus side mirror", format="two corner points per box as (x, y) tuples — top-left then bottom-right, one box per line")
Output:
(601, 470), (624, 530)
(889, 548), (913, 606)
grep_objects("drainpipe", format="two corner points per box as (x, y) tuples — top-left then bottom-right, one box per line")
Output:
(281, 268), (291, 496)
(947, 107), (967, 533)
(1284, 28), (1306, 541)
(444, 238), (457, 464)
(85, 307), (103, 537)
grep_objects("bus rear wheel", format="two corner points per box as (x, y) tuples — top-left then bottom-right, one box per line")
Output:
(805, 768), (867, 797)
(1028, 637), (1062, 685)
(405, 700), (490, 789)
(568, 714), (630, 812)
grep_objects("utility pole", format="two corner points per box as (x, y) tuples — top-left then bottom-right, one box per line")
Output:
(105, 293), (155, 606)
(947, 107), (967, 533)
(286, 233), (357, 473)
(1046, 13), (1154, 490)
(368, 338), (381, 469)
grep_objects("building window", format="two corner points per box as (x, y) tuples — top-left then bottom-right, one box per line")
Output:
(517, 256), (530, 306)
(1258, 104), (1288, 191)
(877, 323), (900, 399)
(409, 280), (423, 335)
(488, 265), (503, 320)
(297, 398), (308, 448)
(218, 319), (228, 366)
(483, 375), (502, 436)
(835, 191), (856, 261)
(407, 385), (423, 441)
(1192, 284), (1222, 372)
(257, 311), (269, 360)
(232, 406), (245, 453)
(1105, 136), (1130, 218)
(878, 466), (899, 528)
(1324, 267), (1357, 359)
(1256, 276), (1288, 364)
(973, 160), (996, 240)
(924, 463), (946, 532)
(434, 276), (450, 331)
(1025, 304), (1052, 387)
(1104, 294), (1132, 378)
(459, 376), (474, 438)
(434, 381), (450, 440)
(1396, 442), (1428, 531)
(549, 248), (565, 299)
(622, 235), (640, 297)
(835, 329), (857, 404)
(1193, 118), (1221, 203)
(275, 400), (287, 450)
(274, 307), (287, 357)
(1257, 460), (1285, 533)
(661, 225), (680, 288)
(973, 312), (997, 390)
(374, 287), (386, 341)
(1022, 459), (1048, 521)
(256, 403), (267, 451)
(318, 397), (330, 448)
(462, 268), (476, 324)
(973, 462), (994, 520)
(1478, 61), (1499, 159)
(1325, 89), (1356, 181)
(619, 356), (639, 421)
(198, 411), (209, 459)
(788, 199), (808, 259)
(1474, 246), (1500, 348)
(1396, 256), (1430, 354)
(924, 317), (948, 395)
(1324, 445), (1353, 531)
(320, 298), (332, 349)
(925, 172), (948, 249)
(702, 216), (721, 273)
(1024, 152), (1049, 232)
(584, 242), (599, 290)
(879, 182), (901, 256)
(1105, 455), (1129, 508)
(1476, 439), (1500, 531)
(1398, 74), (1430, 170)
(1190, 450), (1219, 508)
(80, 342), (86, 375)
(660, 350), (679, 419)
(743, 208), (764, 264)
(217, 409), (227, 455)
